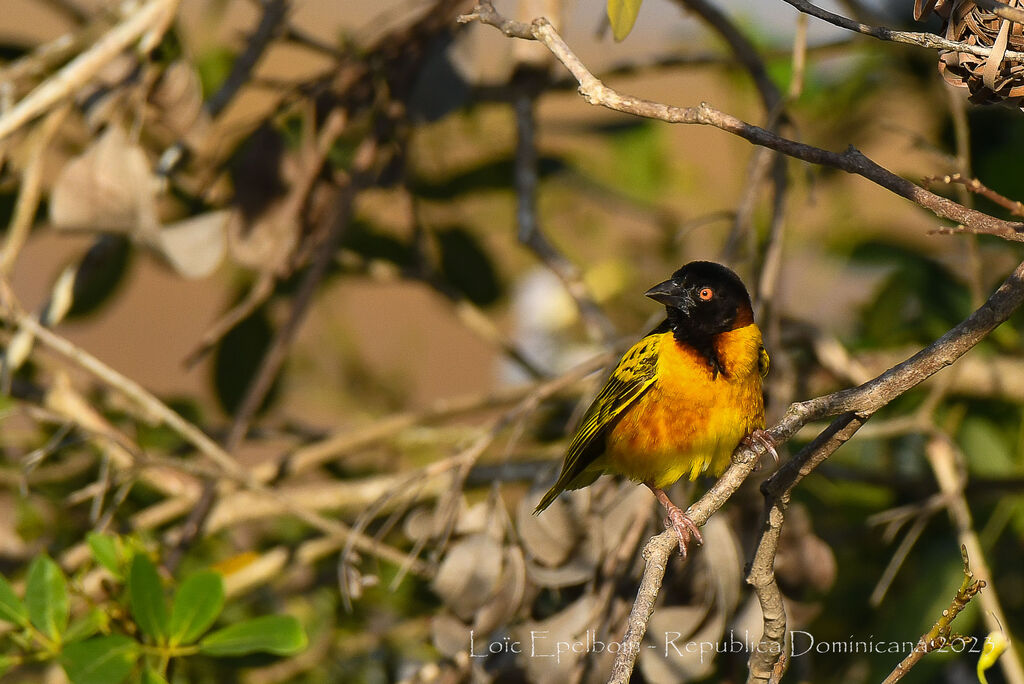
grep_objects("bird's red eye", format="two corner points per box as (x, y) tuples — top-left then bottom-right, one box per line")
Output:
(699, 287), (714, 301)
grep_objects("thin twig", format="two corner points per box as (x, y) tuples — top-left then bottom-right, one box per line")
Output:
(925, 172), (1024, 218)
(0, 0), (179, 142)
(924, 435), (1024, 684)
(513, 87), (616, 343)
(782, 0), (1024, 62)
(0, 291), (428, 574)
(881, 545), (987, 683)
(0, 104), (70, 277)
(461, 2), (1024, 242)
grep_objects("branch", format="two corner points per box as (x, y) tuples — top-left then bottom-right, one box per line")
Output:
(924, 435), (1024, 684)
(782, 0), (1024, 63)
(460, 2), (1024, 242)
(167, 134), (371, 569)
(0, 294), (428, 575)
(741, 258), (1024, 681)
(0, 0), (179, 142)
(881, 545), (986, 684)
(513, 83), (617, 343)
(747, 412), (867, 683)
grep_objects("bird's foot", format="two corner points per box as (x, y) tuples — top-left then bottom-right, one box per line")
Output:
(664, 505), (703, 558)
(645, 482), (703, 558)
(744, 428), (778, 470)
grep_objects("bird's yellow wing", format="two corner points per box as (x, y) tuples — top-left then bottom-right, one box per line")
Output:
(534, 332), (663, 513)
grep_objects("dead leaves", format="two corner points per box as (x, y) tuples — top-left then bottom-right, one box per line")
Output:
(49, 124), (226, 279)
(425, 485), (838, 679)
(51, 125), (159, 237)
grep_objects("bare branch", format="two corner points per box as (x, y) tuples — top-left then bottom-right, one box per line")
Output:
(925, 435), (1024, 684)
(926, 172), (1024, 218)
(881, 545), (987, 683)
(461, 2), (1024, 242)
(513, 87), (617, 343)
(0, 0), (179, 142)
(781, 0), (1024, 62)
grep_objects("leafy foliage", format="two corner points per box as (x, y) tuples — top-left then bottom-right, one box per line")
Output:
(0, 539), (307, 683)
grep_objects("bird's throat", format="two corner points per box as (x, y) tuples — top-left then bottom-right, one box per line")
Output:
(673, 329), (725, 378)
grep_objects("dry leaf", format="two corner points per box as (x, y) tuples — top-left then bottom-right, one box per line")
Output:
(50, 125), (160, 239)
(149, 60), (204, 139)
(596, 484), (651, 558)
(403, 505), (437, 541)
(455, 499), (502, 539)
(474, 546), (528, 635)
(431, 613), (471, 659)
(432, 533), (503, 621)
(513, 595), (600, 684)
(226, 205), (298, 275)
(640, 603), (725, 682)
(697, 514), (744, 616)
(153, 210), (228, 279)
(517, 489), (581, 567)
(524, 547), (596, 588)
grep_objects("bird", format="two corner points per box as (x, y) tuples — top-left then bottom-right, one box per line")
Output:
(533, 261), (774, 557)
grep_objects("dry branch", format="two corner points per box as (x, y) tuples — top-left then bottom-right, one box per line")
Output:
(0, 293), (429, 575)
(460, 2), (1024, 242)
(781, 0), (1024, 62)
(0, 0), (179, 142)
(881, 545), (987, 683)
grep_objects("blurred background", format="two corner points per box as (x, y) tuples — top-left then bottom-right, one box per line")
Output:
(1, 0), (1023, 682)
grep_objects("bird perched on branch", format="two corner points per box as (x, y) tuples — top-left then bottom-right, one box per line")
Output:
(534, 261), (774, 556)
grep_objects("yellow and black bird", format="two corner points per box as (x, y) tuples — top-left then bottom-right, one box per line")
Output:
(534, 261), (773, 556)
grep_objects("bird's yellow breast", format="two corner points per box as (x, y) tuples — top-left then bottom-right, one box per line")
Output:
(604, 324), (765, 488)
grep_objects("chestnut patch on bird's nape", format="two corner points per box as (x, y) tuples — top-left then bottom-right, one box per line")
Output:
(731, 299), (754, 329)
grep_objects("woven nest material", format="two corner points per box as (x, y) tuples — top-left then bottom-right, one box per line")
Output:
(915, 0), (1024, 106)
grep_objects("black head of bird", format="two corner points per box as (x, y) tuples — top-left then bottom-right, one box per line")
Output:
(644, 261), (754, 341)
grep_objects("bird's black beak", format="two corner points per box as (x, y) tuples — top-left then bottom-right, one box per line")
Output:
(645, 278), (690, 310)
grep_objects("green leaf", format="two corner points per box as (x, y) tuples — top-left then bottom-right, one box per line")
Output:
(61, 634), (137, 684)
(0, 574), (28, 627)
(168, 571), (224, 644)
(0, 654), (17, 677)
(128, 554), (168, 642)
(141, 667), (170, 684)
(25, 555), (69, 641)
(199, 615), (307, 657)
(607, 0), (643, 41)
(87, 533), (121, 578)
(65, 607), (106, 643)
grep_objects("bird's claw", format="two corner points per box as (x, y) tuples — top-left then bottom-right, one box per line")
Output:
(745, 428), (779, 471)
(664, 506), (703, 558)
